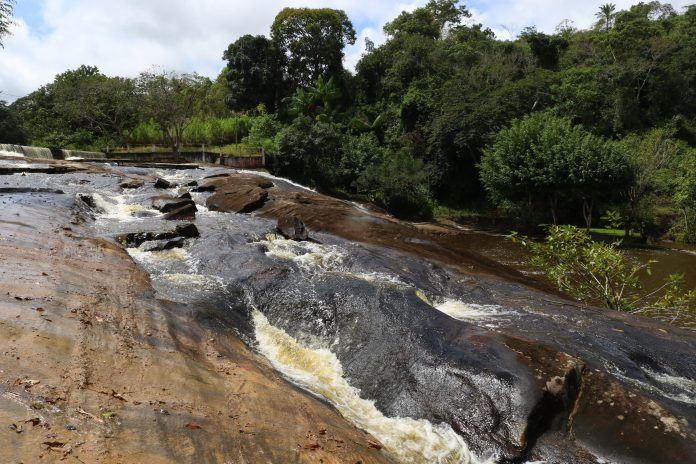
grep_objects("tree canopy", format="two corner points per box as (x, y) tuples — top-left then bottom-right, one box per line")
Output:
(271, 8), (356, 88)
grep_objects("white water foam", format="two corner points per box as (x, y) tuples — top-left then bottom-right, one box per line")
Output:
(127, 247), (191, 264)
(258, 234), (346, 272)
(253, 310), (491, 464)
(434, 299), (513, 324)
(604, 361), (696, 406)
(0, 150), (25, 158)
(237, 169), (317, 193)
(92, 193), (158, 221)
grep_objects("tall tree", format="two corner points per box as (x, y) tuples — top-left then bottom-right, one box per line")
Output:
(271, 8), (356, 88)
(223, 35), (284, 111)
(137, 70), (208, 153)
(0, 0), (14, 48)
(596, 3), (617, 31)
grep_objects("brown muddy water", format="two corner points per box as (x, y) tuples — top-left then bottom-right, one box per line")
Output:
(440, 225), (696, 330)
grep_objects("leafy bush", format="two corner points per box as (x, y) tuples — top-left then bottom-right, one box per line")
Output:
(511, 225), (696, 313)
(357, 150), (434, 220)
(339, 132), (385, 189)
(275, 116), (341, 189)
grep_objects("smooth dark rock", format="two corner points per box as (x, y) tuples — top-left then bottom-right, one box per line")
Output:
(175, 223), (199, 238)
(154, 178), (174, 189)
(238, 191), (268, 214)
(142, 237), (186, 252)
(277, 216), (308, 241)
(179, 191), (192, 200)
(163, 203), (197, 220)
(193, 184), (216, 192)
(120, 179), (144, 189)
(151, 195), (196, 213)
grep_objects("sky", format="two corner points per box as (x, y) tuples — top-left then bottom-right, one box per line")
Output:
(0, 0), (693, 102)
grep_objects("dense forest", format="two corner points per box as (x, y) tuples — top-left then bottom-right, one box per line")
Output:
(2, 1), (696, 243)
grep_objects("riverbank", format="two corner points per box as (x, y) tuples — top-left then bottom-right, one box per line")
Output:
(0, 157), (694, 463)
(0, 184), (389, 463)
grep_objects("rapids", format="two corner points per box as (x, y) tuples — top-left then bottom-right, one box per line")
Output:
(2, 160), (694, 463)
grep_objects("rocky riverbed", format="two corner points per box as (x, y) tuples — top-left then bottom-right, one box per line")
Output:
(0, 156), (694, 463)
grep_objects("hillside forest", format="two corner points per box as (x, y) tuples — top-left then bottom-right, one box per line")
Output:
(2, 1), (696, 243)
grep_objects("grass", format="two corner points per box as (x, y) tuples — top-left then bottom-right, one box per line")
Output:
(111, 143), (262, 157)
(589, 228), (641, 239)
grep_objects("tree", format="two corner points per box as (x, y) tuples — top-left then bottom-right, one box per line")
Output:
(595, 3), (617, 31)
(137, 70), (208, 153)
(52, 66), (139, 145)
(479, 112), (631, 225)
(0, 0), (14, 48)
(0, 99), (26, 143)
(223, 35), (284, 111)
(271, 8), (356, 87)
(275, 116), (342, 189)
(286, 76), (340, 120)
(383, 0), (470, 39)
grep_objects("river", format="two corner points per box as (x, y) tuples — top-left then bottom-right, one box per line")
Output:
(1, 156), (695, 463)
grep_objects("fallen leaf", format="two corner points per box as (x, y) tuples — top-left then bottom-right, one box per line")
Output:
(184, 423), (202, 430)
(303, 443), (320, 450)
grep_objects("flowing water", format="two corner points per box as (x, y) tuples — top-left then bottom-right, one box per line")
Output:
(5, 163), (695, 463)
(59, 167), (494, 463)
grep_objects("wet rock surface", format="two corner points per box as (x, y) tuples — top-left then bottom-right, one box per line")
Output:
(277, 215), (309, 241)
(1, 162), (695, 464)
(0, 183), (391, 463)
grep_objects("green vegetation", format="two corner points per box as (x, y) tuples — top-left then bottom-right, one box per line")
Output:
(2, 1), (696, 238)
(0, 0), (13, 48)
(512, 225), (695, 313)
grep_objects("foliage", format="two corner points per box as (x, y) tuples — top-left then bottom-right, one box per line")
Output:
(136, 70), (209, 152)
(271, 8), (356, 88)
(357, 150), (434, 220)
(0, 99), (25, 143)
(511, 225), (696, 313)
(339, 132), (385, 189)
(0, 0), (13, 47)
(275, 116), (342, 189)
(286, 76), (341, 121)
(245, 113), (282, 153)
(600, 210), (624, 230)
(479, 112), (632, 225)
(223, 35), (284, 111)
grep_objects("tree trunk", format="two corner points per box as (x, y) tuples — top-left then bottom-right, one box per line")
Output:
(583, 200), (593, 231)
(550, 194), (559, 225)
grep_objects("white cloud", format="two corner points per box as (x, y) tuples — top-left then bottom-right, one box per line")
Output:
(0, 0), (693, 101)
(468, 0), (694, 40)
(0, 0), (429, 101)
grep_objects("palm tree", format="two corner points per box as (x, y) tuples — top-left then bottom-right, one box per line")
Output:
(596, 3), (617, 31)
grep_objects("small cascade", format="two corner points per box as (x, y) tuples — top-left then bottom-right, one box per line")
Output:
(0, 144), (26, 158)
(19, 146), (54, 159)
(253, 310), (491, 464)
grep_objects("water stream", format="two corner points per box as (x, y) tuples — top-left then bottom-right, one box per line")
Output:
(5, 163), (694, 463)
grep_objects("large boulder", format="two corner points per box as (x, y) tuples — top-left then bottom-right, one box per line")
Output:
(163, 203), (197, 220)
(154, 177), (174, 189)
(151, 195), (196, 213)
